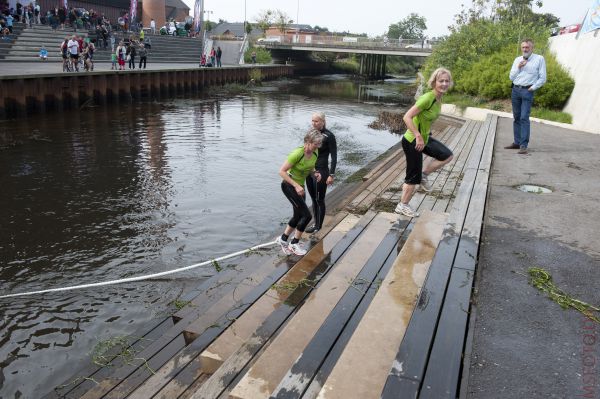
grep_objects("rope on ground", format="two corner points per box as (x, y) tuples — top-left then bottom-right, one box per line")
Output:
(0, 241), (277, 299)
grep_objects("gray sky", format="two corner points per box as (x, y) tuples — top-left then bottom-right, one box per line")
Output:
(182, 0), (592, 37)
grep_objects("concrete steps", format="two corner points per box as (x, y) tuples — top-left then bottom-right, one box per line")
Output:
(1, 23), (211, 64)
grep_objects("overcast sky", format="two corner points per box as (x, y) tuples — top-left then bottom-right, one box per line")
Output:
(181, 0), (592, 37)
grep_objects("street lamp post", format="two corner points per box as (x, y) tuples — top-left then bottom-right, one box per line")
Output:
(295, 0), (299, 43)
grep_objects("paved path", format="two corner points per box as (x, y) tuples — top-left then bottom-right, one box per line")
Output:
(466, 117), (600, 398)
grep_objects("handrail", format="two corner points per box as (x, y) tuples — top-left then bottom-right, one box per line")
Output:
(258, 36), (438, 50)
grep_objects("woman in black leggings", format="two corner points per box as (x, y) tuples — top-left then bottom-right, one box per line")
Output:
(395, 67), (454, 217)
(306, 112), (337, 233)
(276, 129), (323, 256)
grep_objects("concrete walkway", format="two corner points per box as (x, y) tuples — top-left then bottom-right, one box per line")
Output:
(466, 117), (600, 398)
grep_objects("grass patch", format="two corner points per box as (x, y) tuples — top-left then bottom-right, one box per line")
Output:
(91, 336), (155, 373)
(444, 93), (572, 124)
(171, 299), (192, 310)
(530, 108), (572, 124)
(518, 267), (600, 323)
(211, 259), (222, 272)
(271, 278), (314, 293)
(372, 198), (397, 213)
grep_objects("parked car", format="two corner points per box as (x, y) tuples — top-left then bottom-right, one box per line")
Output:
(405, 41), (431, 49)
(160, 22), (188, 36)
(257, 37), (281, 43)
(559, 24), (581, 35)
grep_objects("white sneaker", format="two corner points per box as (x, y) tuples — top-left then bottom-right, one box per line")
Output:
(394, 203), (420, 217)
(288, 242), (307, 256)
(420, 174), (432, 192)
(276, 236), (292, 255)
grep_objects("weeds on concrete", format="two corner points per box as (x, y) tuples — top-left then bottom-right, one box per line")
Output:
(521, 267), (600, 324)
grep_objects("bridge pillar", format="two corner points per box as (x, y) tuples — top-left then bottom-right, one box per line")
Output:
(359, 54), (387, 79)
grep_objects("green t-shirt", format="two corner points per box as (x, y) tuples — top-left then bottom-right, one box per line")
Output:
(403, 91), (441, 145)
(286, 146), (318, 186)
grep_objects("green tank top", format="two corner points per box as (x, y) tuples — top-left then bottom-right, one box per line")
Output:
(403, 91), (441, 145)
(286, 146), (318, 186)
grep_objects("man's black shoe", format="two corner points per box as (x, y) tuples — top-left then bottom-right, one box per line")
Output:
(305, 225), (320, 234)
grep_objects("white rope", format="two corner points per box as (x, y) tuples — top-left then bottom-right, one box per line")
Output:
(0, 241), (277, 299)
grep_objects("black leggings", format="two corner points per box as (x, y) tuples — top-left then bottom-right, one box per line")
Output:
(281, 181), (312, 232)
(306, 169), (329, 230)
(402, 137), (453, 185)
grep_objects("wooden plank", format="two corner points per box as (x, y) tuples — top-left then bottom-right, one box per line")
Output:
(80, 334), (187, 399)
(79, 253), (290, 398)
(47, 317), (175, 399)
(128, 214), (361, 398)
(348, 126), (455, 212)
(172, 250), (277, 322)
(418, 116), (496, 398)
(198, 215), (361, 373)
(379, 115), (491, 399)
(361, 147), (403, 181)
(177, 212), (381, 399)
(418, 267), (475, 399)
(309, 211), (447, 399)
(429, 121), (480, 213)
(271, 214), (409, 398)
(228, 213), (398, 399)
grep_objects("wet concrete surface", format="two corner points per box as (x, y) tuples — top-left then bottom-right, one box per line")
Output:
(466, 117), (600, 398)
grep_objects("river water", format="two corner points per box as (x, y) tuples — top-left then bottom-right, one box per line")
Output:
(0, 74), (413, 397)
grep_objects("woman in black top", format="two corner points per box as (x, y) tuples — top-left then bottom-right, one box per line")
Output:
(305, 112), (337, 233)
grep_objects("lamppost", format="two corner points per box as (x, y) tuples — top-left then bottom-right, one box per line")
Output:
(295, 0), (299, 43)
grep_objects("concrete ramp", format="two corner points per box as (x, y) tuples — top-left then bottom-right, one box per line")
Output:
(211, 40), (244, 65)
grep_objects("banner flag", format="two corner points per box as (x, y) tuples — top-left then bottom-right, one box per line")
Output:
(193, 0), (203, 33)
(63, 0), (67, 9)
(581, 0), (600, 34)
(130, 0), (137, 22)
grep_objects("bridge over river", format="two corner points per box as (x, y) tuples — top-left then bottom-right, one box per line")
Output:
(259, 37), (435, 78)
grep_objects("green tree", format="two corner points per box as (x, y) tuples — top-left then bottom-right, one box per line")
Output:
(254, 10), (273, 34)
(387, 13), (427, 40)
(245, 22), (253, 35)
(424, 1), (573, 109)
(274, 9), (293, 34)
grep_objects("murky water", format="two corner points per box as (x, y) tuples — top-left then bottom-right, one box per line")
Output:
(0, 74), (412, 397)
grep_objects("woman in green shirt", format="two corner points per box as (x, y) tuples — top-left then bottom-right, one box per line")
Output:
(395, 68), (454, 217)
(276, 129), (324, 256)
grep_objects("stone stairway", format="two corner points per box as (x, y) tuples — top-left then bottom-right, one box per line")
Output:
(0, 22), (26, 60)
(0, 23), (205, 63)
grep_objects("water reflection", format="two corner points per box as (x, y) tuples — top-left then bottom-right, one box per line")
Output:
(0, 74), (410, 397)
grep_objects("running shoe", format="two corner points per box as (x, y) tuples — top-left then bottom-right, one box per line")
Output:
(394, 203), (420, 217)
(276, 236), (292, 255)
(305, 225), (320, 234)
(288, 242), (307, 256)
(420, 174), (432, 192)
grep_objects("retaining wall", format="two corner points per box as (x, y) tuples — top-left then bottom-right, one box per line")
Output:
(549, 32), (600, 134)
(0, 65), (292, 119)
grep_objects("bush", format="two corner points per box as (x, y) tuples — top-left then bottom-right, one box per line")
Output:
(424, 19), (574, 110)
(534, 55), (574, 109)
(244, 46), (271, 64)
